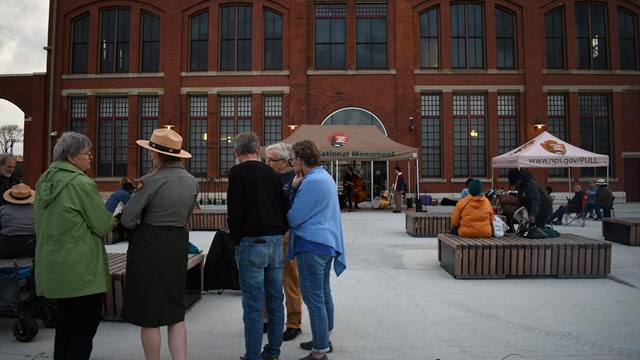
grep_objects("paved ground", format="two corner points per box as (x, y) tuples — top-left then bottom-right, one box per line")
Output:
(1, 203), (639, 360)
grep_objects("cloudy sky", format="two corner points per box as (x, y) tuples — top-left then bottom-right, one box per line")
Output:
(0, 0), (49, 154)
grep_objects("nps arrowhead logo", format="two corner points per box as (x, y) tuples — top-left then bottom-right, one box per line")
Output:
(540, 140), (567, 155)
(328, 133), (349, 147)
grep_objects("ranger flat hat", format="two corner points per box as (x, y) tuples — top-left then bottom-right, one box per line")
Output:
(136, 128), (192, 159)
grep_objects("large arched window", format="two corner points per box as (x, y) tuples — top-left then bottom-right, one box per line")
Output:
(321, 107), (386, 134)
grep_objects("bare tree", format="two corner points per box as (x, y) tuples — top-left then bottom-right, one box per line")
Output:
(0, 124), (24, 154)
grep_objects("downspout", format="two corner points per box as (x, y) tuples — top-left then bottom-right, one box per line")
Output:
(46, 0), (58, 165)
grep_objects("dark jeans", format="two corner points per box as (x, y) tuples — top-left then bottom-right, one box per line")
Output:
(550, 206), (567, 222)
(54, 293), (104, 360)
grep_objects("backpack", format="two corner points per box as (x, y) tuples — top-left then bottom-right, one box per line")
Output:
(203, 230), (241, 294)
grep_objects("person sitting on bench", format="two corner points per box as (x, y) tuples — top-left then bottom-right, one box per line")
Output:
(451, 179), (494, 237)
(0, 183), (36, 259)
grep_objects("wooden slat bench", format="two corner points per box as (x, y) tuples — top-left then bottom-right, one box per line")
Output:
(103, 252), (205, 321)
(437, 233), (611, 279)
(602, 218), (640, 246)
(0, 258), (33, 268)
(406, 212), (452, 237)
(187, 210), (228, 231)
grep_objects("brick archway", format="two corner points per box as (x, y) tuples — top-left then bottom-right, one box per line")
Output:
(0, 74), (48, 187)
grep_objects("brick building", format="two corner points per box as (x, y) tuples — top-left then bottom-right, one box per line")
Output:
(1, 0), (640, 200)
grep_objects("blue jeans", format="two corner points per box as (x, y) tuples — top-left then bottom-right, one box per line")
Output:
(297, 252), (334, 353)
(235, 235), (285, 360)
(584, 202), (603, 219)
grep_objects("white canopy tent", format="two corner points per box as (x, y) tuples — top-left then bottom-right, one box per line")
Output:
(491, 131), (609, 192)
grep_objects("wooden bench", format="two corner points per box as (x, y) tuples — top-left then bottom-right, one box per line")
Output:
(437, 233), (611, 279)
(602, 218), (640, 246)
(103, 252), (205, 321)
(0, 258), (33, 268)
(187, 210), (228, 231)
(406, 211), (452, 237)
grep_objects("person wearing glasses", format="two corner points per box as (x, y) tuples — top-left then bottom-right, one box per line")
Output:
(34, 132), (114, 360)
(264, 142), (303, 342)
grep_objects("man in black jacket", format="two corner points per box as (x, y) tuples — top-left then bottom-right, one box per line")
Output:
(227, 132), (289, 360)
(507, 169), (553, 227)
(0, 154), (18, 206)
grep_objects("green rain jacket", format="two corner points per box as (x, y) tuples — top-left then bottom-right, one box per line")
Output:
(34, 161), (114, 299)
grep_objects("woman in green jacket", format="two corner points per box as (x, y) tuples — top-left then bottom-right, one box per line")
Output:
(35, 132), (114, 360)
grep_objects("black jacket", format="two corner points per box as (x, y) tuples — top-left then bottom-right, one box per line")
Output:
(515, 171), (553, 221)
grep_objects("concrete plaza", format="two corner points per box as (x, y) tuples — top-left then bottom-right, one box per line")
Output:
(1, 203), (639, 359)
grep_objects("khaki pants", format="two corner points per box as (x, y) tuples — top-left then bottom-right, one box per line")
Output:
(264, 231), (302, 328)
(394, 190), (404, 210)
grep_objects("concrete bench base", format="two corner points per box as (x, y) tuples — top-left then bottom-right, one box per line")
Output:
(406, 212), (452, 237)
(602, 218), (640, 246)
(103, 252), (204, 321)
(438, 233), (611, 279)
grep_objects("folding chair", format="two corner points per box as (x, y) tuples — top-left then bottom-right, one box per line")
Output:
(563, 193), (588, 227)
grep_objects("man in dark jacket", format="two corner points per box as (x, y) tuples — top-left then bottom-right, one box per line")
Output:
(583, 178), (613, 220)
(507, 169), (553, 227)
(0, 154), (18, 206)
(227, 132), (289, 360)
(550, 185), (584, 225)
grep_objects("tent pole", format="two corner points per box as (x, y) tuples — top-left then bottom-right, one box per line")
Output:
(415, 158), (419, 199)
(370, 160), (374, 208)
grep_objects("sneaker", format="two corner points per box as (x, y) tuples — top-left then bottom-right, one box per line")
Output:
(552, 221), (563, 226)
(300, 340), (333, 353)
(299, 354), (328, 360)
(283, 327), (302, 341)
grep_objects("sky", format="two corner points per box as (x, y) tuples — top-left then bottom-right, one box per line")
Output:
(0, 0), (50, 155)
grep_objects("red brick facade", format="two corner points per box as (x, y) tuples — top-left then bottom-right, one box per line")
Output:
(1, 0), (640, 200)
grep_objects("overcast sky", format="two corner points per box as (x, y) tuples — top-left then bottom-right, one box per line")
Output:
(0, 0), (49, 155)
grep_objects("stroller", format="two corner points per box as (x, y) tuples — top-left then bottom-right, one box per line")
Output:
(0, 256), (57, 342)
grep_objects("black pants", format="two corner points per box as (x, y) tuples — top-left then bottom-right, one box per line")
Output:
(54, 293), (104, 360)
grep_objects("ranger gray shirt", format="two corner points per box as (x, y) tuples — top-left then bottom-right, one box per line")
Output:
(121, 162), (198, 228)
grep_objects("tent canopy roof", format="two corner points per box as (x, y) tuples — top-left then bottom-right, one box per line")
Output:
(491, 131), (609, 168)
(280, 125), (418, 161)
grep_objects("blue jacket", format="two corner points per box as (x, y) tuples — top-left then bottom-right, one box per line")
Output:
(287, 167), (346, 276)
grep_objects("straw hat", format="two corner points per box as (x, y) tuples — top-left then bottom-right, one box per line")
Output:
(3, 183), (36, 205)
(136, 128), (191, 158)
(595, 178), (607, 186)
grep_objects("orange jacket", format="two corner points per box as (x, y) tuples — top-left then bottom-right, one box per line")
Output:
(451, 194), (494, 238)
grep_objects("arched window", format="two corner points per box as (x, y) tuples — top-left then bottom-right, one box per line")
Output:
(321, 107), (386, 135)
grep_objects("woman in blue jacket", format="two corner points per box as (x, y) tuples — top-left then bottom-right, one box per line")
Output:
(287, 140), (346, 360)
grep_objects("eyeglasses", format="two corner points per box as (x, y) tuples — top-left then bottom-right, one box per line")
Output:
(265, 157), (286, 163)
(78, 152), (93, 158)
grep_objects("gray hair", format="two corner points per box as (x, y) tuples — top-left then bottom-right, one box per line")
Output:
(53, 132), (92, 162)
(0, 153), (16, 166)
(234, 132), (260, 155)
(265, 142), (292, 160)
